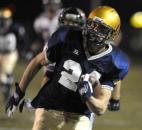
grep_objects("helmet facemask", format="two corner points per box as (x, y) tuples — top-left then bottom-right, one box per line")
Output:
(86, 17), (113, 54)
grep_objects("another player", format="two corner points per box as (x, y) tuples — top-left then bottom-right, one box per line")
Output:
(41, 7), (86, 86)
(0, 7), (28, 103)
(6, 6), (129, 130)
(31, 8), (87, 130)
(32, 0), (62, 55)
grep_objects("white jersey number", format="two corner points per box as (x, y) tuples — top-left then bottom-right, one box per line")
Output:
(58, 59), (82, 92)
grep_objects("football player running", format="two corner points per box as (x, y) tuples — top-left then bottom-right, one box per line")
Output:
(6, 6), (129, 130)
(0, 7), (28, 103)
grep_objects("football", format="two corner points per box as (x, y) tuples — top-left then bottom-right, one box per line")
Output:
(89, 75), (101, 98)
(93, 81), (102, 98)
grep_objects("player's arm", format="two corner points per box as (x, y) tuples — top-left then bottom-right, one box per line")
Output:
(19, 52), (48, 92)
(111, 80), (121, 100)
(108, 80), (121, 111)
(86, 86), (112, 116)
(5, 52), (49, 117)
(78, 74), (112, 116)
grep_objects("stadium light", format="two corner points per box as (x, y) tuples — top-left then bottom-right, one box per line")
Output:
(130, 11), (142, 28)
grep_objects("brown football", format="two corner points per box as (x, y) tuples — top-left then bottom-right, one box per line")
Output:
(93, 82), (102, 98)
(89, 76), (102, 98)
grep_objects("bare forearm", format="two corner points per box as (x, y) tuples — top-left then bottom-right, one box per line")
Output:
(86, 96), (107, 115)
(19, 59), (42, 92)
(112, 80), (121, 100)
(19, 52), (47, 92)
(86, 88), (112, 115)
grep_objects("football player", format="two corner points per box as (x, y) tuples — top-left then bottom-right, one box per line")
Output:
(31, 7), (87, 130)
(41, 7), (86, 85)
(6, 6), (129, 130)
(0, 7), (28, 103)
(32, 0), (62, 55)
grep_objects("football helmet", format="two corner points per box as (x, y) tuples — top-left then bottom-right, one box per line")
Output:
(58, 7), (86, 29)
(0, 8), (12, 34)
(86, 6), (121, 53)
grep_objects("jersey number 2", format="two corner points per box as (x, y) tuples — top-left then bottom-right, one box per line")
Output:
(58, 59), (82, 92)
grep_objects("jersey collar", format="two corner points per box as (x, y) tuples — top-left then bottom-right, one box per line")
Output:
(87, 44), (113, 60)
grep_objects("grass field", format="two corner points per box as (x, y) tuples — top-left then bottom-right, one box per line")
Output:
(0, 60), (142, 130)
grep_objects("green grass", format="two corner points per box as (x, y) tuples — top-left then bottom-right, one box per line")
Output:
(0, 61), (142, 130)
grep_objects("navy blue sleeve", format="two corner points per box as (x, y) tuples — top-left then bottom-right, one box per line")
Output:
(102, 81), (115, 88)
(113, 49), (130, 80)
(99, 48), (129, 88)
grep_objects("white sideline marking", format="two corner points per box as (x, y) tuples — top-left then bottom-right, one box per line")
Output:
(0, 127), (30, 130)
(96, 119), (130, 126)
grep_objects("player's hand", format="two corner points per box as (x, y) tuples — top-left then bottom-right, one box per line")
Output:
(19, 99), (34, 113)
(78, 74), (97, 103)
(5, 83), (25, 117)
(108, 98), (120, 111)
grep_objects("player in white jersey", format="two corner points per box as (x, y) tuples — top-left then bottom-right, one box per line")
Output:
(33, 0), (62, 55)
(0, 7), (18, 103)
(0, 7), (28, 103)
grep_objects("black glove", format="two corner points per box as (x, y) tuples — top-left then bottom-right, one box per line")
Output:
(5, 83), (25, 117)
(78, 74), (94, 103)
(19, 99), (34, 113)
(108, 98), (120, 111)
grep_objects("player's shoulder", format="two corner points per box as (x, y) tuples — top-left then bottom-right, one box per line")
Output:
(49, 26), (68, 41)
(50, 26), (82, 43)
(88, 44), (129, 71)
(47, 26), (69, 49)
(111, 45), (130, 70)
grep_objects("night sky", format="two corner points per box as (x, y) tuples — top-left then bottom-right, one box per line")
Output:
(0, 0), (91, 21)
(0, 0), (142, 23)
(0, 0), (142, 56)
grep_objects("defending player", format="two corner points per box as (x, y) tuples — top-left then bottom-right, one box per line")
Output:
(6, 6), (129, 130)
(41, 7), (86, 86)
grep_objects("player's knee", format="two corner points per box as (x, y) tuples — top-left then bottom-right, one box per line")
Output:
(35, 117), (45, 126)
(34, 108), (47, 126)
(33, 116), (47, 130)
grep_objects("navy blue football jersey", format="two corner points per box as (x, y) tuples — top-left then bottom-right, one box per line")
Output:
(31, 26), (129, 116)
(84, 44), (129, 89)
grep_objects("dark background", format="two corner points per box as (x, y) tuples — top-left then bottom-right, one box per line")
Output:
(0, 0), (142, 61)
(0, 1), (142, 130)
(0, 0), (142, 22)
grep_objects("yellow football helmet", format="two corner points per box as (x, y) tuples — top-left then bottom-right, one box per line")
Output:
(0, 8), (12, 18)
(86, 6), (121, 54)
(0, 8), (13, 34)
(88, 6), (121, 40)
